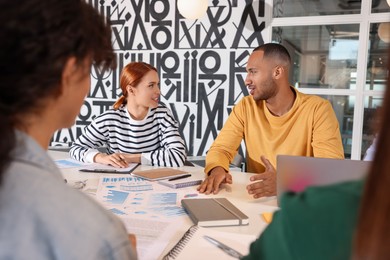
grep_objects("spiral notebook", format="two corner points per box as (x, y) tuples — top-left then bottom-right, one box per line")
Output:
(158, 176), (203, 189)
(163, 225), (256, 260)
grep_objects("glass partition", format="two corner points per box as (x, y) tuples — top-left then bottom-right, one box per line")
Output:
(372, 0), (390, 13)
(366, 22), (390, 90)
(317, 95), (354, 158)
(273, 0), (361, 17)
(361, 95), (383, 159)
(273, 24), (360, 90)
(271, 0), (389, 159)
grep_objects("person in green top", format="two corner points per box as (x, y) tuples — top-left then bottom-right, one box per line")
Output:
(242, 180), (363, 259)
(242, 48), (390, 259)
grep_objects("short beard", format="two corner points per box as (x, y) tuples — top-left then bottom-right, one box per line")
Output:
(253, 83), (276, 102)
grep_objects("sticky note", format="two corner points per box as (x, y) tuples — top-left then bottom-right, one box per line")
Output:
(262, 212), (273, 223)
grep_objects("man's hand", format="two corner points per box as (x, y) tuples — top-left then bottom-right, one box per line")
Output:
(94, 153), (129, 168)
(197, 166), (232, 195)
(246, 156), (276, 198)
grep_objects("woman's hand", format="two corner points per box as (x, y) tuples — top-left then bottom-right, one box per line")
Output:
(94, 153), (129, 168)
(121, 153), (141, 164)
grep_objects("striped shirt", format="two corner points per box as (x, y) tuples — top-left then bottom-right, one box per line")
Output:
(70, 104), (187, 167)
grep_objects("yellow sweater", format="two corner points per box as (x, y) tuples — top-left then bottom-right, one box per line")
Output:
(205, 89), (344, 174)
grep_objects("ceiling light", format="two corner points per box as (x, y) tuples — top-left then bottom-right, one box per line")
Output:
(378, 23), (390, 43)
(177, 0), (208, 20)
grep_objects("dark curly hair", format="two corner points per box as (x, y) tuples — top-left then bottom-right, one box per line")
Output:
(0, 0), (116, 181)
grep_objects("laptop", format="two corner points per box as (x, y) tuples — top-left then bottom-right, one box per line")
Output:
(276, 155), (371, 205)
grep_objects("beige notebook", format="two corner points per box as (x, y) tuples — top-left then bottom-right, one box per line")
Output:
(163, 225), (256, 260)
(131, 168), (189, 181)
(182, 198), (249, 227)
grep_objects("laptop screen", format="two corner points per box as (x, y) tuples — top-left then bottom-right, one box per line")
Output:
(276, 155), (370, 205)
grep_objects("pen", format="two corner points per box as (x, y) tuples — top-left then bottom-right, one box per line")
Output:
(168, 174), (191, 181)
(118, 155), (127, 164)
(79, 169), (129, 173)
(203, 235), (243, 259)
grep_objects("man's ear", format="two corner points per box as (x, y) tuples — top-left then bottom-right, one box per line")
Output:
(273, 65), (284, 79)
(61, 57), (77, 93)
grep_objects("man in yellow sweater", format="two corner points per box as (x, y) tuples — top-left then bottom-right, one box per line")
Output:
(198, 43), (344, 198)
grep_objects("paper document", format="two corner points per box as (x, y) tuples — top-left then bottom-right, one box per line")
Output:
(54, 159), (85, 169)
(79, 163), (139, 173)
(122, 217), (181, 260)
(95, 176), (206, 221)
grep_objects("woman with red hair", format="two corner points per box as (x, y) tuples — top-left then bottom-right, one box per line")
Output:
(70, 62), (187, 168)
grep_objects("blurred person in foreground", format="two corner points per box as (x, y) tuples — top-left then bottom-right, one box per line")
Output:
(0, 0), (137, 259)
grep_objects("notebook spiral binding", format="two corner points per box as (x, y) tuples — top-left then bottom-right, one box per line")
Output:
(163, 225), (199, 260)
(177, 180), (202, 188)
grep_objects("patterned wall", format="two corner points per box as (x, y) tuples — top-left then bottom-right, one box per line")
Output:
(51, 0), (270, 156)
